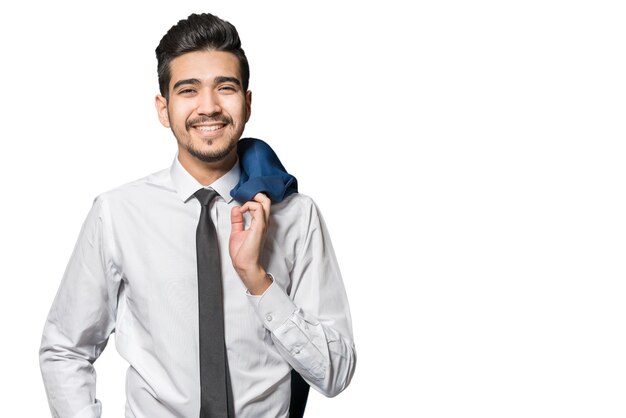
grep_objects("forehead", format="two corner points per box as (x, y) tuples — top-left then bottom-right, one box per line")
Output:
(168, 50), (241, 89)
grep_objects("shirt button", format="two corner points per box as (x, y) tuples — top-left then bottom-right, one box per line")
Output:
(266, 314), (273, 322)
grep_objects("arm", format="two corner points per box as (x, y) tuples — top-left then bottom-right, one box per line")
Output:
(230, 194), (356, 397)
(39, 196), (120, 418)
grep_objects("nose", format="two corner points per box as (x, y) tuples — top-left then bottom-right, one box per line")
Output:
(196, 89), (221, 116)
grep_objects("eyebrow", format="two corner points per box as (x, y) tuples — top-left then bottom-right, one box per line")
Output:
(172, 78), (201, 90)
(172, 76), (242, 91)
(214, 76), (241, 86)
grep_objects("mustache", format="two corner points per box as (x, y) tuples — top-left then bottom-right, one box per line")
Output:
(186, 115), (233, 130)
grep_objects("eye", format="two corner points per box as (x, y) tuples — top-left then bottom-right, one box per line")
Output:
(218, 85), (237, 93)
(178, 88), (196, 95)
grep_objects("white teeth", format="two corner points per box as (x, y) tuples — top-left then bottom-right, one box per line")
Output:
(196, 125), (224, 132)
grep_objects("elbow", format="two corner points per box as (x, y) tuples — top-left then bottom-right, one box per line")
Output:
(321, 384), (346, 399)
(39, 344), (64, 377)
(318, 369), (355, 398)
(39, 339), (95, 377)
(319, 346), (357, 398)
(39, 338), (55, 373)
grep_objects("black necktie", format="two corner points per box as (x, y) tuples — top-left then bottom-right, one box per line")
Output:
(194, 188), (234, 418)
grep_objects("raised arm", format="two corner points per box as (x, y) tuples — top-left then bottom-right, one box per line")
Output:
(230, 194), (356, 396)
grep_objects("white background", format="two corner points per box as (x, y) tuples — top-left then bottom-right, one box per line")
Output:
(1, 1), (625, 416)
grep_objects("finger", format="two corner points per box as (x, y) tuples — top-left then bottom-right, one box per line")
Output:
(240, 201), (267, 230)
(252, 193), (271, 223)
(239, 200), (260, 213)
(253, 192), (270, 204)
(230, 206), (245, 233)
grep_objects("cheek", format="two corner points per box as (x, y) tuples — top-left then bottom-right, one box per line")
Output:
(168, 107), (189, 128)
(222, 96), (247, 117)
(229, 103), (249, 125)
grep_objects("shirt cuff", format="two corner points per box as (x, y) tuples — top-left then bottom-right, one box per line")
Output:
(246, 277), (297, 332)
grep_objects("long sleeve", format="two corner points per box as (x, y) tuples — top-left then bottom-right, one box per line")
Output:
(39, 196), (121, 418)
(249, 198), (356, 397)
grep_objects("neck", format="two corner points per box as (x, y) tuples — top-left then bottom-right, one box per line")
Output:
(177, 147), (238, 186)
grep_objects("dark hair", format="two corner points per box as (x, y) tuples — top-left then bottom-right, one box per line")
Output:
(155, 13), (250, 99)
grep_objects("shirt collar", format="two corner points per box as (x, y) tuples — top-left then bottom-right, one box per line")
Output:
(170, 154), (240, 203)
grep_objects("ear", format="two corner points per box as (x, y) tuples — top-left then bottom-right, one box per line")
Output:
(245, 90), (252, 122)
(155, 95), (170, 128)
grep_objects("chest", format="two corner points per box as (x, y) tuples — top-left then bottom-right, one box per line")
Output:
(110, 199), (296, 313)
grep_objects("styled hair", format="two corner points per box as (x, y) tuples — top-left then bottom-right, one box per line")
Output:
(155, 13), (250, 99)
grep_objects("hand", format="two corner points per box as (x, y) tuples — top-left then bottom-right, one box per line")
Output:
(229, 193), (273, 295)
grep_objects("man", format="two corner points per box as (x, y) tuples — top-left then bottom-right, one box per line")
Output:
(39, 12), (355, 418)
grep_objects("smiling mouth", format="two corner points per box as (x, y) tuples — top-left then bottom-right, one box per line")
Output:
(193, 123), (226, 132)
(186, 115), (233, 137)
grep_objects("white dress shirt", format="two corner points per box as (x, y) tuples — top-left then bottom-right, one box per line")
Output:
(40, 157), (356, 418)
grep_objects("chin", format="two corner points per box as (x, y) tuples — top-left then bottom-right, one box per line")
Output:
(188, 141), (237, 164)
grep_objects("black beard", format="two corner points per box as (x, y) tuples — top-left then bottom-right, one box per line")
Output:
(185, 138), (238, 163)
(173, 113), (238, 163)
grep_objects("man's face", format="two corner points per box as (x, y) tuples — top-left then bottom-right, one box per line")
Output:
(155, 50), (251, 164)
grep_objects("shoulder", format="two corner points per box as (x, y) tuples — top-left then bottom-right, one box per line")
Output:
(270, 192), (329, 234)
(272, 192), (318, 217)
(93, 168), (172, 207)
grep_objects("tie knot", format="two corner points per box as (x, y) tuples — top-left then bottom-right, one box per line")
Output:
(194, 188), (220, 206)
